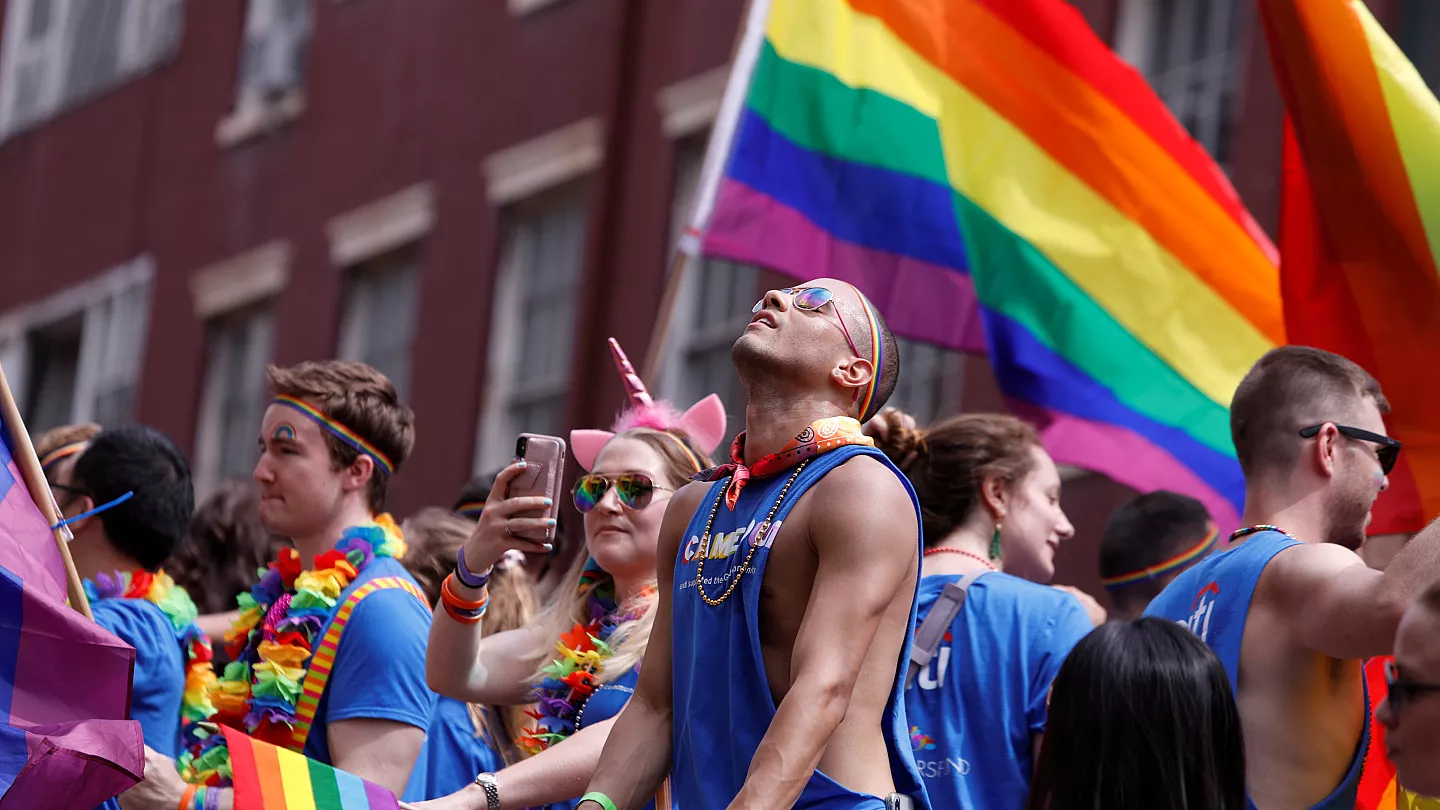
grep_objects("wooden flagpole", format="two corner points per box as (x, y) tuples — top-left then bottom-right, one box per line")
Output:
(0, 364), (93, 620)
(641, 0), (773, 384)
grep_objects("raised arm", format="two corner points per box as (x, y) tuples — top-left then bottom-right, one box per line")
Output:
(730, 457), (918, 809)
(577, 482), (702, 810)
(1276, 516), (1440, 659)
(428, 461), (556, 704)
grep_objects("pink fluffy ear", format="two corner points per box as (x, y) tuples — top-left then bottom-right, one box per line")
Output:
(678, 394), (728, 455)
(570, 430), (615, 472)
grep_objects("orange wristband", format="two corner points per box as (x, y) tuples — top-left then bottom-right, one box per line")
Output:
(178, 784), (199, 810)
(442, 574), (488, 610)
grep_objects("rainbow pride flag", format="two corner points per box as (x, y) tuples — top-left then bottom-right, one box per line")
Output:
(689, 0), (1282, 529)
(220, 725), (400, 810)
(1263, 0), (1440, 535)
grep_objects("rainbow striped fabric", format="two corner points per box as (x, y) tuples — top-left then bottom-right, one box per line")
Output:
(698, 0), (1283, 530)
(222, 725), (399, 810)
(1263, 0), (1440, 535)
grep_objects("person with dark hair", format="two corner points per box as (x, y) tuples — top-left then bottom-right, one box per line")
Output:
(1027, 617), (1246, 810)
(577, 282), (926, 809)
(1100, 491), (1216, 621)
(62, 425), (210, 764)
(1376, 583), (1440, 803)
(167, 479), (287, 616)
(453, 473), (496, 520)
(875, 411), (1093, 809)
(1145, 345), (1440, 810)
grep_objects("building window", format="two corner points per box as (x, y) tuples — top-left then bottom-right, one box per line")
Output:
(1116, 0), (1242, 165)
(476, 185), (589, 473)
(887, 338), (966, 428)
(217, 0), (313, 144)
(0, 258), (153, 435)
(0, 0), (182, 140)
(193, 305), (275, 497)
(659, 138), (754, 425)
(1400, 0), (1440, 94)
(337, 243), (421, 400)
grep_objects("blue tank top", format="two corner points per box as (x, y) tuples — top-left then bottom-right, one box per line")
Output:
(1144, 531), (1369, 810)
(670, 444), (928, 809)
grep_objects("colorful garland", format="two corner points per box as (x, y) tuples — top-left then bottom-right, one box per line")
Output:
(517, 561), (652, 754)
(84, 569), (217, 728)
(181, 515), (406, 786)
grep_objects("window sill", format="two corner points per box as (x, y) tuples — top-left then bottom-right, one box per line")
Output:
(508, 0), (569, 17)
(214, 90), (307, 148)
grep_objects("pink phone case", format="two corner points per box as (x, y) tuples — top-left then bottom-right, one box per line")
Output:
(507, 433), (566, 543)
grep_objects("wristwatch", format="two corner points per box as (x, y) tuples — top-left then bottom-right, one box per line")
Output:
(473, 772), (501, 810)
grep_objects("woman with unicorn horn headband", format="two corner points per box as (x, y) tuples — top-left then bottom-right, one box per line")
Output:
(419, 339), (724, 809)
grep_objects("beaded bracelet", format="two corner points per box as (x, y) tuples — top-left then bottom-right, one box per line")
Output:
(455, 547), (493, 590)
(204, 786), (221, 810)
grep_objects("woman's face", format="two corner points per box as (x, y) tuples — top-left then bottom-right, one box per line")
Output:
(582, 438), (677, 584)
(998, 446), (1074, 583)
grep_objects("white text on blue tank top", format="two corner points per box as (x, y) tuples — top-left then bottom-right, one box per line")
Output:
(1179, 581), (1220, 642)
(676, 520), (783, 590)
(910, 639), (972, 780)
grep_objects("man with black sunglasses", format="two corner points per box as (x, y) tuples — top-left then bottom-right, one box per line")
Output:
(1146, 345), (1440, 810)
(1378, 582), (1440, 800)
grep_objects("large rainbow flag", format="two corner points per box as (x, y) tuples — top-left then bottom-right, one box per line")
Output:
(688, 0), (1283, 530)
(1263, 0), (1440, 535)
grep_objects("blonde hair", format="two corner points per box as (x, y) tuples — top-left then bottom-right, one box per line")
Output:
(401, 508), (540, 763)
(526, 428), (712, 694)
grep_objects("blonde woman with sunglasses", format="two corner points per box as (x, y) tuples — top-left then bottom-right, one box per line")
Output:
(420, 341), (725, 810)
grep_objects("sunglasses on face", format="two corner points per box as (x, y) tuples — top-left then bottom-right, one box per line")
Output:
(1385, 659), (1440, 717)
(752, 287), (862, 360)
(572, 473), (673, 513)
(1298, 424), (1401, 474)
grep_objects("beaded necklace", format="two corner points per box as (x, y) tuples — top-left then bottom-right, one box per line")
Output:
(84, 569), (217, 727)
(1229, 524), (1294, 542)
(922, 547), (999, 571)
(694, 462), (809, 606)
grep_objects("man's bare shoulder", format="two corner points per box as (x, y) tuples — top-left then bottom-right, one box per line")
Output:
(802, 454), (916, 552)
(1258, 540), (1380, 622)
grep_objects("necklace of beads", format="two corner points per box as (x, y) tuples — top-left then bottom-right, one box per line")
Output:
(922, 546), (999, 571)
(694, 461), (809, 606)
(1228, 524), (1294, 542)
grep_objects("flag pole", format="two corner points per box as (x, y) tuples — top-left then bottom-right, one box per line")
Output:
(0, 365), (92, 620)
(642, 0), (773, 384)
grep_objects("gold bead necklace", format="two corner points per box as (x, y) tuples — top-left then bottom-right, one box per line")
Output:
(694, 461), (809, 606)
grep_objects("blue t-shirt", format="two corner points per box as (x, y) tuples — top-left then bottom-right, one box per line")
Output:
(410, 697), (505, 799)
(91, 598), (185, 759)
(302, 557), (436, 800)
(905, 573), (1092, 810)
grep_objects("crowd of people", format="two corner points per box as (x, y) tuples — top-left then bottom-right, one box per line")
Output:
(36, 277), (1440, 810)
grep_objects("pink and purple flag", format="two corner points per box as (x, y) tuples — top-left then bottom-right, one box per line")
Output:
(0, 408), (143, 807)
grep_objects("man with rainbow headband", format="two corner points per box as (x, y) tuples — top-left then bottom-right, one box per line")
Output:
(1146, 346), (1440, 810)
(56, 425), (212, 810)
(128, 360), (435, 809)
(578, 280), (929, 810)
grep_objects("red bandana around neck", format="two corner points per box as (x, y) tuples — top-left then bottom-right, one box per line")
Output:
(693, 416), (874, 509)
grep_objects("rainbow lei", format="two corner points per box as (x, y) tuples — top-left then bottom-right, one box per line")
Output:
(84, 569), (217, 729)
(181, 515), (406, 786)
(517, 561), (651, 754)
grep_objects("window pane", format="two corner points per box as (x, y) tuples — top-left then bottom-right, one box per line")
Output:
(24, 314), (83, 434)
(1141, 0), (1240, 164)
(339, 244), (421, 399)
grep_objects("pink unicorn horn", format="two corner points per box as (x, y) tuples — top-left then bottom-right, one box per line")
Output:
(609, 338), (654, 408)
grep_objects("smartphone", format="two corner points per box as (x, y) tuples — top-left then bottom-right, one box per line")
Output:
(507, 433), (566, 543)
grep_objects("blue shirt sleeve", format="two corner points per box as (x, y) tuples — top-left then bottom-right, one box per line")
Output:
(322, 587), (436, 730)
(1026, 593), (1093, 734)
(91, 600), (183, 758)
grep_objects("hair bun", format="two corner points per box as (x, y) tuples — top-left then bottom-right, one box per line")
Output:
(872, 410), (927, 469)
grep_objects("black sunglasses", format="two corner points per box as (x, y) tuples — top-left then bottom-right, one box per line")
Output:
(1298, 424), (1401, 475)
(1385, 659), (1440, 717)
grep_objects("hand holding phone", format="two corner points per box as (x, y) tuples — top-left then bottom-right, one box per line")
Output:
(458, 434), (566, 574)
(505, 434), (565, 542)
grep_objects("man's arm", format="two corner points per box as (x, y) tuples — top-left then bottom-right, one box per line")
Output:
(729, 457), (918, 809)
(577, 483), (703, 810)
(329, 718), (425, 797)
(1278, 516), (1440, 659)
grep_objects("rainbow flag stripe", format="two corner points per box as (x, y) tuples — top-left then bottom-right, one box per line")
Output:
(700, 0), (1282, 529)
(222, 725), (398, 810)
(1263, 0), (1440, 534)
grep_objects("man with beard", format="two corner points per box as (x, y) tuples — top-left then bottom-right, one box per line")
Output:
(576, 280), (927, 809)
(1147, 346), (1440, 810)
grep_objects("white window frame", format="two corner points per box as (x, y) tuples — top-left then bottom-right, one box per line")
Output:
(0, 257), (154, 430)
(215, 0), (314, 147)
(335, 244), (423, 401)
(887, 337), (968, 428)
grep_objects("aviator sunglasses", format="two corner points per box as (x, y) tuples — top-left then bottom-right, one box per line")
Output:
(1298, 424), (1401, 475)
(752, 287), (862, 360)
(572, 473), (673, 513)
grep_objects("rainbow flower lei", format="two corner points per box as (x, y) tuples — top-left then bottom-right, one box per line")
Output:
(83, 569), (217, 728)
(518, 560), (652, 754)
(181, 515), (406, 786)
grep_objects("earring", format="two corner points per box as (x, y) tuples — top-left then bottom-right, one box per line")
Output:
(989, 522), (1003, 561)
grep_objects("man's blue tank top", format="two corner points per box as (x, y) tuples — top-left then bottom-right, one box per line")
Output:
(1144, 530), (1369, 810)
(670, 444), (928, 810)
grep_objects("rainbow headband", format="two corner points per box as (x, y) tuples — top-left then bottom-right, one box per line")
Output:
(1101, 524), (1218, 589)
(40, 442), (88, 471)
(272, 395), (394, 476)
(456, 502), (485, 519)
(844, 282), (883, 421)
